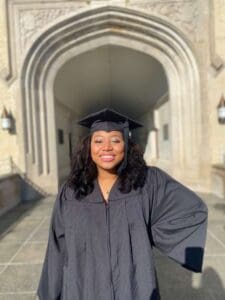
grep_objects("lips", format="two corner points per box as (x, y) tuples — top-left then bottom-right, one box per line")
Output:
(100, 155), (115, 162)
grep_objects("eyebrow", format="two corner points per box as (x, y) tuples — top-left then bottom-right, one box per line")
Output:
(92, 134), (123, 138)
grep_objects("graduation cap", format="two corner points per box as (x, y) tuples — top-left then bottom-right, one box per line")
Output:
(77, 108), (143, 174)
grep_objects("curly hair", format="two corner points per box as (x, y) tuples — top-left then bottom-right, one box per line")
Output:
(67, 135), (148, 199)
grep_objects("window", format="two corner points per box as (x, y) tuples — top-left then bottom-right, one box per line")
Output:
(58, 129), (64, 144)
(163, 124), (169, 141)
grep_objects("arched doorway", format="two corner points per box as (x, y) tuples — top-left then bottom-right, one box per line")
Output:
(20, 6), (201, 193)
(53, 45), (168, 184)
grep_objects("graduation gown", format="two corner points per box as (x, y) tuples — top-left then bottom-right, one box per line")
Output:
(37, 166), (208, 300)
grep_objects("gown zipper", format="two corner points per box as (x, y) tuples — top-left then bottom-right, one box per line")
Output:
(105, 202), (115, 300)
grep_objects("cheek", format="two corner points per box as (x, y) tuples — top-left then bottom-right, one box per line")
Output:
(115, 144), (125, 156)
(90, 143), (97, 159)
(90, 144), (101, 162)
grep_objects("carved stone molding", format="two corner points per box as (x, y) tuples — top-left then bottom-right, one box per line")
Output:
(128, 1), (201, 39)
(19, 8), (75, 51)
(2, 0), (223, 81)
(208, 0), (224, 75)
(3, 0), (88, 82)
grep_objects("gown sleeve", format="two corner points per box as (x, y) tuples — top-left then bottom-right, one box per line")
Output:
(37, 183), (67, 300)
(149, 167), (208, 272)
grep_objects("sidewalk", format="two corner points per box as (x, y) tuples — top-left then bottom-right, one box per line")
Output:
(0, 193), (224, 299)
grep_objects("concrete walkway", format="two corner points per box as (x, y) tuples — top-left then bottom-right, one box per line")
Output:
(0, 193), (224, 299)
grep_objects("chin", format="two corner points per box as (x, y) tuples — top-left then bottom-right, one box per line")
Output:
(100, 164), (117, 170)
(97, 161), (121, 171)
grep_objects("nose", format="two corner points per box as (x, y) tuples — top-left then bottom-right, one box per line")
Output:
(102, 140), (113, 151)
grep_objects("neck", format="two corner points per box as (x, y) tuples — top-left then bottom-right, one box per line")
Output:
(97, 168), (118, 181)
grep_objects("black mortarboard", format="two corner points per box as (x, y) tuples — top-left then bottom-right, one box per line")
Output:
(77, 108), (143, 174)
(78, 108), (142, 131)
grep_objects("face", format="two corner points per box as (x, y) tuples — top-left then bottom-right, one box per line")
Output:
(91, 131), (125, 172)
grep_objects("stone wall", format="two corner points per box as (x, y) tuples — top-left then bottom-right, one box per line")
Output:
(55, 100), (72, 183)
(155, 101), (171, 164)
(0, 1), (18, 169)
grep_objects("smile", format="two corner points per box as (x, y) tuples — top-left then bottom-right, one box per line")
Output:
(100, 155), (115, 162)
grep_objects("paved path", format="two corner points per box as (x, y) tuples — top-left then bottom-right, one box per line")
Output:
(0, 193), (224, 299)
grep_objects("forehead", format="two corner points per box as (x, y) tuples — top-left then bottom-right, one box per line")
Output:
(91, 130), (124, 138)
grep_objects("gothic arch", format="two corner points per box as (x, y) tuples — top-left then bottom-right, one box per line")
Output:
(20, 6), (201, 192)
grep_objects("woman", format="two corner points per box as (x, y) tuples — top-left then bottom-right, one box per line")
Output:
(38, 108), (208, 300)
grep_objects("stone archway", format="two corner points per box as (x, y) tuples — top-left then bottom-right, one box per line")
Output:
(21, 6), (201, 193)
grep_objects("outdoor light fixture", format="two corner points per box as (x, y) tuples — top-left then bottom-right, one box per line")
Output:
(217, 94), (225, 124)
(1, 106), (12, 131)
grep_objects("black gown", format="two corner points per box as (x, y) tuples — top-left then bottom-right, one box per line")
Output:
(37, 166), (208, 300)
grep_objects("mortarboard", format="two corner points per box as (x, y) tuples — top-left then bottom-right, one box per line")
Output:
(77, 108), (143, 174)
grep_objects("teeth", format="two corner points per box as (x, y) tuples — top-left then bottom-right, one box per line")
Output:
(101, 156), (114, 158)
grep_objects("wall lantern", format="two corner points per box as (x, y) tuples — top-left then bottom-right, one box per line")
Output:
(217, 94), (225, 124)
(1, 107), (12, 131)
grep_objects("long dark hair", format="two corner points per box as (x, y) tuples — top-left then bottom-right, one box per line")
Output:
(67, 135), (147, 199)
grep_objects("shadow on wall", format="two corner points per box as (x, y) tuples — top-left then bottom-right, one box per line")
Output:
(154, 250), (225, 300)
(11, 161), (49, 201)
(133, 127), (150, 154)
(0, 160), (48, 220)
(0, 162), (48, 236)
(214, 203), (225, 214)
(212, 203), (225, 231)
(136, 109), (156, 155)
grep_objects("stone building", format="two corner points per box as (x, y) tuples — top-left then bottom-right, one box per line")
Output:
(0, 0), (225, 201)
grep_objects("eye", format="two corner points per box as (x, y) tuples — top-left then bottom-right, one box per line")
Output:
(93, 139), (103, 144)
(111, 138), (121, 143)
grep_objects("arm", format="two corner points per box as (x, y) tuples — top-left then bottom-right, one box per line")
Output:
(149, 167), (208, 272)
(37, 184), (67, 300)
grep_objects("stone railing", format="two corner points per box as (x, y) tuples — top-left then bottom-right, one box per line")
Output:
(0, 157), (13, 177)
